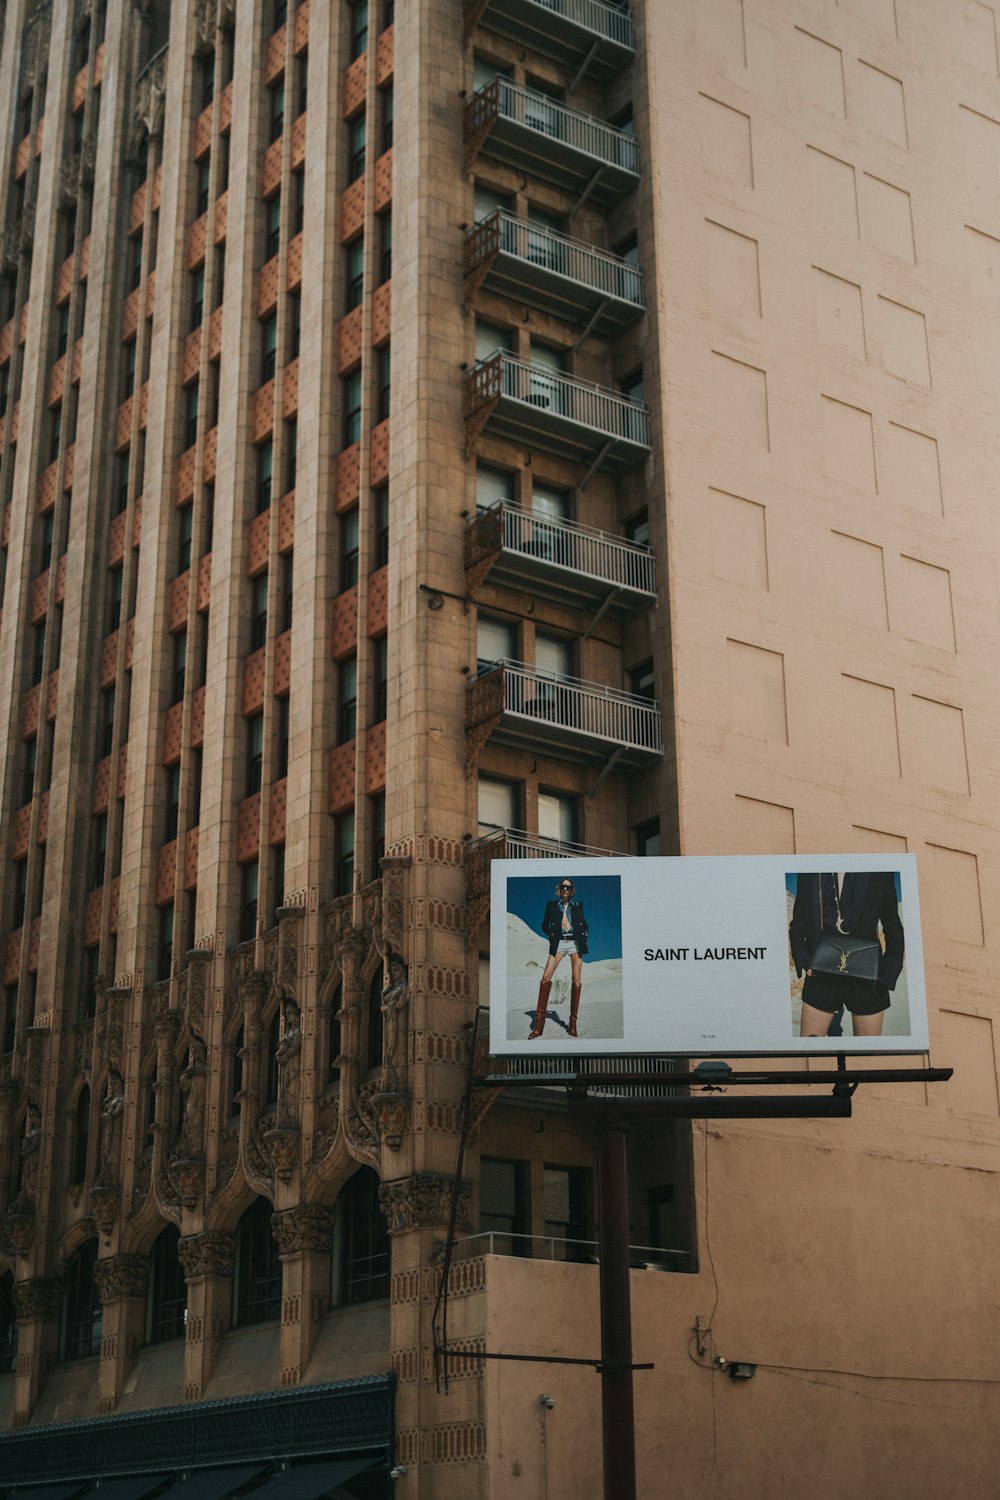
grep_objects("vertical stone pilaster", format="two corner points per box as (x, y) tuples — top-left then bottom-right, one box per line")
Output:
(271, 1204), (334, 1386)
(94, 1253), (148, 1413)
(178, 1228), (234, 1401)
(11, 1275), (62, 1426)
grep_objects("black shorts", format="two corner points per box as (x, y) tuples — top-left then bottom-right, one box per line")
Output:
(802, 972), (890, 1017)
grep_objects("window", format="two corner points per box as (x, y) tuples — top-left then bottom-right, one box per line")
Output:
(184, 384), (199, 448)
(56, 303), (70, 357)
(251, 574), (268, 652)
(260, 314), (277, 383)
(114, 452), (130, 515)
(240, 860), (258, 943)
(333, 1168), (390, 1305)
(543, 1165), (589, 1261)
(172, 632), (187, 704)
(91, 813), (108, 888)
(61, 1239), (102, 1360)
(374, 488), (389, 568)
(370, 792), (385, 874)
(343, 372), (362, 447)
(280, 551), (294, 632)
(99, 689), (115, 759)
(285, 417), (298, 490)
(275, 695), (289, 780)
(338, 657), (358, 742)
(257, 442), (273, 514)
(372, 638), (388, 723)
(620, 368), (645, 405)
(475, 320), (511, 363)
(269, 81), (285, 143)
(346, 239), (365, 310)
(197, 51), (215, 109)
(30, 623), (45, 685)
(127, 233), (143, 291)
(376, 344), (391, 423)
(348, 115), (367, 182)
(83, 944), (99, 1019)
(381, 86), (393, 151)
(349, 0), (369, 59)
(536, 632), (572, 679)
(146, 1223), (186, 1344)
(289, 294), (301, 360)
(477, 616), (515, 673)
(335, 811), (355, 896)
(196, 159), (211, 217)
(378, 212), (392, 283)
(40, 511), (54, 572)
(48, 404), (62, 463)
(630, 660), (655, 700)
(480, 1158), (528, 1255)
(340, 510), (359, 590)
(2, 986), (16, 1054)
(538, 791), (576, 846)
(247, 713), (264, 796)
(191, 748), (203, 826)
(233, 1197), (281, 1327)
(272, 843), (285, 918)
(203, 484), (215, 554)
(13, 859), (27, 928)
(72, 1087), (91, 1184)
(635, 818), (661, 857)
(477, 776), (517, 835)
(191, 267), (205, 331)
(625, 509), (649, 548)
(158, 903), (174, 980)
(476, 464), (515, 513)
(290, 170), (305, 236)
(266, 197), (282, 259)
(178, 502), (194, 572)
(531, 481), (569, 521)
(367, 968), (383, 1070)
(165, 764), (181, 841)
(21, 737), (36, 805)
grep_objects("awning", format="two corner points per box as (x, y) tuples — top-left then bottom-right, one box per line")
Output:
(86, 1479), (170, 1500)
(166, 1469), (265, 1500)
(241, 1458), (379, 1500)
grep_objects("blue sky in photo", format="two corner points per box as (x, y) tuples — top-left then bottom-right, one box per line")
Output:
(505, 874), (622, 962)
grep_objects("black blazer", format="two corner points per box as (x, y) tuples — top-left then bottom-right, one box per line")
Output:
(789, 872), (904, 990)
(541, 899), (589, 957)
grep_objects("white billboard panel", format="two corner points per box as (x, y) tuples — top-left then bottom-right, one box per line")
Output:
(488, 854), (929, 1057)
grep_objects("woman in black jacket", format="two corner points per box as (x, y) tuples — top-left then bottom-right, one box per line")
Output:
(789, 870), (904, 1037)
(529, 878), (589, 1039)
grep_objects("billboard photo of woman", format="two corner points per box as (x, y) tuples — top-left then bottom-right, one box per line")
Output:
(504, 873), (623, 1043)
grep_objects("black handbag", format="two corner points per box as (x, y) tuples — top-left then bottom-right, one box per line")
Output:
(811, 878), (880, 983)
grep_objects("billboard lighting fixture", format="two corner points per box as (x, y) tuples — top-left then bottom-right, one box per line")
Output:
(727, 1362), (757, 1382)
(693, 1061), (732, 1085)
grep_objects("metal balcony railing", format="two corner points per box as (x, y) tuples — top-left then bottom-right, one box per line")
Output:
(464, 77), (639, 205)
(452, 1231), (693, 1269)
(464, 825), (628, 934)
(465, 211), (644, 334)
(464, 0), (635, 81)
(468, 659), (662, 768)
(466, 501), (655, 614)
(466, 351), (650, 472)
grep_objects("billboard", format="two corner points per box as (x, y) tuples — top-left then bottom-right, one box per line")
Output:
(488, 854), (929, 1057)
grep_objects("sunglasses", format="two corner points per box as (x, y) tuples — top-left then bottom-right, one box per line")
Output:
(558, 885), (573, 891)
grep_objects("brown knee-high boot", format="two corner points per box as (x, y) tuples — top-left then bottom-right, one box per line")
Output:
(567, 984), (582, 1037)
(529, 980), (552, 1039)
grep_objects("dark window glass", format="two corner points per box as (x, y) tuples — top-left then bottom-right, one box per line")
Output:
(191, 267), (205, 330)
(61, 1240), (102, 1360)
(280, 551), (293, 632)
(378, 213), (392, 283)
(203, 484), (215, 554)
(272, 844), (285, 921)
(341, 510), (359, 590)
(191, 749), (203, 826)
(289, 296), (301, 360)
(72, 1087), (91, 1184)
(13, 859), (27, 928)
(233, 1197), (281, 1327)
(158, 903), (174, 980)
(172, 632), (187, 704)
(376, 343), (390, 423)
(251, 574), (268, 652)
(240, 860), (258, 943)
(261, 314), (277, 382)
(350, 0), (369, 59)
(344, 371), (362, 447)
(370, 792), (385, 875)
(349, 115), (366, 182)
(115, 452), (130, 515)
(147, 1224), (186, 1344)
(372, 638), (387, 723)
(338, 657), (357, 742)
(625, 510), (649, 548)
(196, 160), (211, 217)
(22, 738), (36, 804)
(247, 713), (264, 796)
(635, 818), (661, 857)
(40, 511), (54, 571)
(381, 86), (393, 152)
(165, 764), (181, 842)
(91, 813), (108, 888)
(336, 1168), (389, 1304)
(49, 405), (62, 464)
(179, 503), (194, 573)
(185, 384), (199, 449)
(543, 1165), (590, 1261)
(270, 82), (285, 142)
(100, 689), (115, 759)
(0, 1273), (15, 1372)
(346, 239), (365, 311)
(257, 443), (273, 514)
(266, 198), (282, 259)
(630, 660), (655, 701)
(275, 695), (289, 780)
(108, 566), (123, 632)
(480, 1158), (528, 1255)
(374, 488), (389, 568)
(335, 812), (355, 897)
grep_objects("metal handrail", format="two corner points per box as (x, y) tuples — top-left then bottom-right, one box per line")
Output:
(470, 501), (655, 595)
(467, 210), (644, 307)
(467, 351), (650, 449)
(452, 1230), (692, 1265)
(475, 659), (662, 753)
(468, 825), (627, 858)
(521, 0), (635, 48)
(468, 77), (639, 175)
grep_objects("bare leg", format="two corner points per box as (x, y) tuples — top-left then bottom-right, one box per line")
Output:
(541, 952), (565, 984)
(570, 954), (584, 986)
(851, 1010), (885, 1037)
(799, 1001), (833, 1038)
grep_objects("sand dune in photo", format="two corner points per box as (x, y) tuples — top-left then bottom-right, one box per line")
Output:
(505, 912), (624, 1041)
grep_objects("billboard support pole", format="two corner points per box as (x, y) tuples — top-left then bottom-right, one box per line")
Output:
(596, 1113), (637, 1500)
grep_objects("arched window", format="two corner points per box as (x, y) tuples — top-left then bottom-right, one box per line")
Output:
(366, 971), (383, 1072)
(0, 1272), (16, 1372)
(264, 1012), (280, 1106)
(334, 1168), (389, 1305)
(146, 1223), (186, 1345)
(72, 1086), (90, 1184)
(233, 1197), (281, 1327)
(61, 1240), (101, 1360)
(328, 985), (341, 1086)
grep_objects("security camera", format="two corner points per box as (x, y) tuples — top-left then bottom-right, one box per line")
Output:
(390, 1464), (407, 1480)
(539, 1394), (555, 1410)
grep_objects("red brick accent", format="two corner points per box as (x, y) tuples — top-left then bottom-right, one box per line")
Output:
(193, 103), (213, 160)
(243, 648), (266, 715)
(367, 564), (388, 637)
(115, 397), (133, 453)
(71, 337), (83, 386)
(340, 178), (365, 244)
(1, 505), (9, 547)
(125, 618), (135, 669)
(133, 497), (143, 548)
(287, 234), (303, 292)
(56, 255), (74, 306)
(177, 446), (196, 503)
(258, 254), (280, 317)
(9, 401), (18, 442)
(274, 629), (292, 695)
(214, 193), (228, 244)
(184, 827), (199, 890)
(0, 318), (12, 365)
(219, 81), (234, 134)
(146, 269), (157, 316)
(21, 686), (41, 739)
(80, 237), (90, 280)
(253, 380), (275, 442)
(47, 355), (66, 407)
(265, 26), (286, 84)
(278, 490), (295, 551)
(209, 304), (223, 361)
(108, 511), (127, 568)
(63, 443), (75, 491)
(139, 381), (149, 430)
(117, 743), (128, 798)
(84, 889), (102, 948)
(34, 118), (43, 157)
(27, 919), (40, 973)
(38, 462), (58, 513)
(247, 511), (270, 576)
(4, 933), (21, 985)
(268, 778), (287, 844)
(204, 425), (218, 481)
(18, 302), (28, 344)
(366, 721), (387, 794)
(93, 756), (111, 815)
(14, 133), (31, 179)
(291, 112), (307, 172)
(294, 0), (310, 53)
(110, 877), (121, 934)
(162, 702), (184, 766)
(260, 139), (283, 199)
(328, 741), (356, 814)
(169, 571), (190, 633)
(237, 794), (261, 860)
(335, 443), (361, 509)
(55, 554), (66, 605)
(337, 306), (363, 375)
(152, 166), (163, 210)
(122, 287), (140, 340)
(12, 805), (31, 859)
(72, 64), (87, 112)
(191, 687), (206, 748)
(374, 149), (393, 213)
(372, 280), (392, 347)
(36, 791), (48, 845)
(343, 55), (367, 119)
(46, 670), (59, 722)
(129, 183), (146, 235)
(282, 357), (299, 417)
(100, 632), (119, 689)
(370, 418), (390, 487)
(331, 587), (359, 660)
(188, 213), (208, 270)
(197, 552), (211, 612)
(182, 327), (201, 385)
(156, 842), (177, 905)
(30, 571), (48, 625)
(94, 43), (105, 86)
(376, 24), (394, 86)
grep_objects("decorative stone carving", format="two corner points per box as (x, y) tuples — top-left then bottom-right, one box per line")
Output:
(271, 1205), (335, 1256)
(134, 48), (167, 142)
(177, 1036), (208, 1156)
(260, 1123), (299, 1183)
(380, 954), (408, 1092)
(342, 1081), (381, 1171)
(381, 857), (410, 955)
(90, 1184), (119, 1236)
(379, 1172), (472, 1235)
(96, 1068), (125, 1186)
(184, 949), (212, 1039)
(94, 1254), (148, 1302)
(20, 3), (52, 99)
(275, 999), (301, 1125)
(372, 1091), (410, 1152)
(164, 1155), (203, 1210)
(177, 1229), (235, 1280)
(278, 908), (302, 982)
(13, 1275), (62, 1321)
(5, 1205), (35, 1258)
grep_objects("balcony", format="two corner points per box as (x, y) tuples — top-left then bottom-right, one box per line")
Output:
(464, 78), (639, 206)
(465, 502), (655, 616)
(465, 350), (650, 473)
(465, 824), (627, 934)
(464, 0), (635, 81)
(467, 659), (661, 774)
(465, 211), (644, 335)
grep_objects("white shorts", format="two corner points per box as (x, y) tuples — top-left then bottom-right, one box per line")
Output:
(556, 939), (577, 955)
